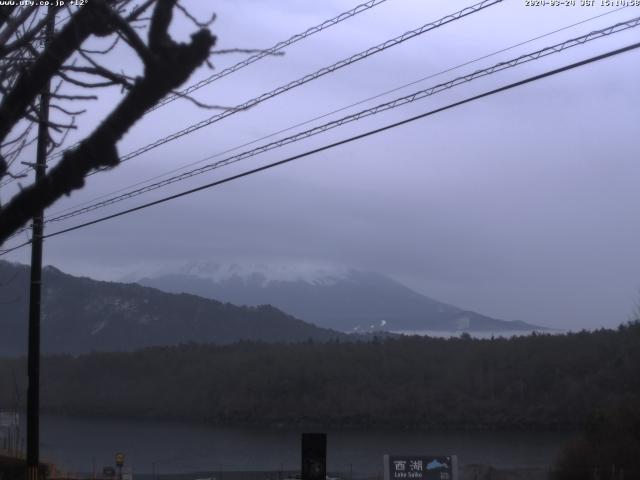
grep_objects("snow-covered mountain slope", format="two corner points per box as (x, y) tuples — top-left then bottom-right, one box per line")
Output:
(138, 261), (545, 333)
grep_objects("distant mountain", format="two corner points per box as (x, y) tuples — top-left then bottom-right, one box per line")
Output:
(138, 261), (544, 333)
(0, 261), (347, 356)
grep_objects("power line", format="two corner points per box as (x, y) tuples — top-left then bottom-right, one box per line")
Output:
(86, 0), (503, 174)
(0, 0), (393, 188)
(151, 0), (393, 111)
(34, 15), (640, 228)
(5, 12), (637, 245)
(1, 39), (632, 252)
(42, 5), (628, 221)
(0, 240), (32, 256)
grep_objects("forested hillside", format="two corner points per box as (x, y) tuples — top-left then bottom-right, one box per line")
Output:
(0, 261), (346, 355)
(1, 323), (639, 429)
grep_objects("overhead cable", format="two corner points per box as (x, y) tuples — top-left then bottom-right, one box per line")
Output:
(0, 39), (633, 255)
(82, 0), (503, 173)
(151, 0), (394, 111)
(0, 0), (394, 188)
(43, 5), (628, 220)
(37, 16), (640, 227)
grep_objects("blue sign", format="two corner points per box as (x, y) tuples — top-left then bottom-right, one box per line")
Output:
(384, 455), (457, 480)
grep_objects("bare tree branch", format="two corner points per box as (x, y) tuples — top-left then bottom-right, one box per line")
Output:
(0, 6), (36, 48)
(79, 35), (120, 55)
(0, 8), (56, 56)
(49, 104), (86, 116)
(55, 69), (124, 89)
(50, 93), (98, 101)
(125, 0), (156, 22)
(0, 6), (18, 31)
(211, 48), (285, 56)
(0, 0), (215, 243)
(176, 2), (216, 28)
(0, 1), (116, 144)
(168, 89), (231, 110)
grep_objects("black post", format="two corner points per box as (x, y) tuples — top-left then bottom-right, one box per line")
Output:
(26, 9), (54, 480)
(301, 433), (326, 480)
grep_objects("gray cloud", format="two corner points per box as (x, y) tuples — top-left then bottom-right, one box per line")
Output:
(3, 0), (640, 330)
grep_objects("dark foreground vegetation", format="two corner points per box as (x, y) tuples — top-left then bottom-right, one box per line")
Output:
(551, 398), (640, 480)
(1, 322), (639, 429)
(1, 325), (640, 478)
(0, 455), (51, 480)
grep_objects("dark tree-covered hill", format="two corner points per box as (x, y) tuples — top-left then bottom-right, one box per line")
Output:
(1, 323), (638, 429)
(0, 260), (346, 355)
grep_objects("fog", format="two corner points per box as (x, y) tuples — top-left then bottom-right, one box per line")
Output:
(2, 0), (640, 330)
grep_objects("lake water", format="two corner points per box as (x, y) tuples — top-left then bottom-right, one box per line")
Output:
(26, 415), (574, 477)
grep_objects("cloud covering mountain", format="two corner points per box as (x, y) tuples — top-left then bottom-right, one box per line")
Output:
(138, 261), (544, 333)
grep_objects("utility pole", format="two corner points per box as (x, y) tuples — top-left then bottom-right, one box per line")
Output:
(26, 8), (54, 480)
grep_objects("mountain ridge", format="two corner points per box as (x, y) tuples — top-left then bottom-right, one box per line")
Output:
(0, 260), (347, 356)
(137, 261), (545, 333)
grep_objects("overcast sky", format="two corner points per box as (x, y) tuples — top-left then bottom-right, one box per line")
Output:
(2, 0), (640, 331)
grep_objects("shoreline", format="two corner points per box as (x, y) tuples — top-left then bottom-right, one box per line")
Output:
(58, 465), (550, 480)
(12, 410), (583, 433)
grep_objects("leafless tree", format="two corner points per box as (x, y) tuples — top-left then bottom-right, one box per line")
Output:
(0, 0), (217, 245)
